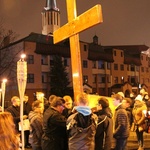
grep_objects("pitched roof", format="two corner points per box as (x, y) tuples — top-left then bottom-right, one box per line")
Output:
(88, 43), (114, 62)
(0, 33), (149, 65)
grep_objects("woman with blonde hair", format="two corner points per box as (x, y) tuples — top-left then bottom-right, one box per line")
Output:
(0, 112), (20, 150)
(132, 95), (147, 150)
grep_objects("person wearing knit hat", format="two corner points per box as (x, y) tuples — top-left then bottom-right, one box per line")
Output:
(98, 97), (109, 108)
(132, 94), (147, 150)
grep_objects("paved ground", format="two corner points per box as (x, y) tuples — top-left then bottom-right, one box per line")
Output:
(25, 131), (150, 150)
(127, 131), (150, 150)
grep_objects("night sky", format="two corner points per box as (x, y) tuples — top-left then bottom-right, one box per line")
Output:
(0, 0), (150, 47)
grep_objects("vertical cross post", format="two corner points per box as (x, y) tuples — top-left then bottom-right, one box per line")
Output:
(54, 0), (103, 99)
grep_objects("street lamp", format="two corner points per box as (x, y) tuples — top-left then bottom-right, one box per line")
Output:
(0, 88), (2, 106)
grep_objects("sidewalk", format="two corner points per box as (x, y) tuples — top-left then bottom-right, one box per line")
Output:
(111, 131), (150, 150)
(25, 131), (150, 150)
(127, 131), (150, 150)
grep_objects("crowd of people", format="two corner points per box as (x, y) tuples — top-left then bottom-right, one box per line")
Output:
(0, 88), (150, 150)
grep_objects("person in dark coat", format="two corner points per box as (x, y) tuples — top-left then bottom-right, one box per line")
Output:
(94, 97), (113, 150)
(42, 97), (67, 150)
(6, 96), (27, 133)
(23, 95), (32, 148)
(29, 100), (44, 150)
(122, 97), (133, 128)
(113, 94), (130, 150)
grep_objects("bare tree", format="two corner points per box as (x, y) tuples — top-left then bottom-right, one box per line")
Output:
(0, 18), (21, 82)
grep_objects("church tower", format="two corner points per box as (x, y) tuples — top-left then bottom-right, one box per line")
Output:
(42, 0), (60, 35)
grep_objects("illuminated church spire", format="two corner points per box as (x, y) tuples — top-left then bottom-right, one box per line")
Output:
(42, 0), (60, 35)
(44, 0), (59, 11)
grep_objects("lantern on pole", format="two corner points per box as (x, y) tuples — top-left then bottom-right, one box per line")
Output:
(17, 54), (27, 150)
(1, 79), (7, 112)
(0, 88), (2, 106)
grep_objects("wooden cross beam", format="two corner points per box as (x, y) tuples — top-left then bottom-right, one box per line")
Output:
(53, 0), (103, 99)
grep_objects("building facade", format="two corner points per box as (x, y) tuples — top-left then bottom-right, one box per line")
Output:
(1, 0), (150, 105)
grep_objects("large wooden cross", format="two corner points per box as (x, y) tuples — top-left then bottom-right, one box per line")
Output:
(53, 0), (103, 99)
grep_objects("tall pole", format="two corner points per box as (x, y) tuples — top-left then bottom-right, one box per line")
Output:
(17, 54), (27, 150)
(0, 89), (2, 108)
(1, 79), (7, 112)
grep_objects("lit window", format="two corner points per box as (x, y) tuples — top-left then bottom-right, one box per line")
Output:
(83, 75), (88, 83)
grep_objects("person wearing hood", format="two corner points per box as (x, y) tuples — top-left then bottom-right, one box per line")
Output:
(67, 93), (98, 150)
(113, 93), (130, 150)
(94, 97), (113, 150)
(132, 95), (147, 150)
(28, 100), (44, 150)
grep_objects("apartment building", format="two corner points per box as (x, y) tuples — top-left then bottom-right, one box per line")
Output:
(1, 0), (150, 105)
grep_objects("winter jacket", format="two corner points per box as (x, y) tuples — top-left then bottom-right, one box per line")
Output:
(24, 102), (32, 115)
(132, 101), (147, 128)
(28, 111), (43, 147)
(6, 105), (20, 132)
(95, 107), (113, 150)
(42, 107), (67, 150)
(67, 106), (98, 150)
(113, 104), (129, 139)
